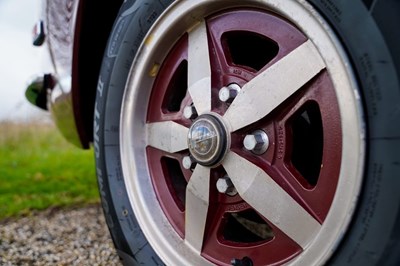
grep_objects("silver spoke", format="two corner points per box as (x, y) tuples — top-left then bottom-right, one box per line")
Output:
(224, 40), (325, 132)
(222, 151), (321, 249)
(185, 165), (210, 253)
(146, 121), (188, 153)
(188, 20), (212, 114)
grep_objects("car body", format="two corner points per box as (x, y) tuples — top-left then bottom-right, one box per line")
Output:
(27, 0), (123, 148)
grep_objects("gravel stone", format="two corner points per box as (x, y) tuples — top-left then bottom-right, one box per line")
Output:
(0, 204), (121, 265)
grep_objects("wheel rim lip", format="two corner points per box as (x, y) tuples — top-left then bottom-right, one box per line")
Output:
(119, 1), (366, 265)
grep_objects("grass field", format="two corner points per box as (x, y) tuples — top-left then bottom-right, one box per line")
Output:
(0, 121), (99, 219)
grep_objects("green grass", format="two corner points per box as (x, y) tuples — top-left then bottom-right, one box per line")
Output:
(0, 121), (99, 219)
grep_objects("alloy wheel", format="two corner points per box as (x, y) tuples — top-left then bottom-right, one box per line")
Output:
(120, 1), (365, 265)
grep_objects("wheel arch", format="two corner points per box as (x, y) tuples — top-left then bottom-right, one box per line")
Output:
(71, 0), (123, 148)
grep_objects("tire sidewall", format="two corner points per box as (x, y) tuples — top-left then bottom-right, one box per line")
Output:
(307, 0), (400, 265)
(94, 0), (172, 264)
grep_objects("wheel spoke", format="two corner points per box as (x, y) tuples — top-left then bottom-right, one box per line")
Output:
(185, 165), (210, 253)
(146, 121), (188, 153)
(222, 151), (321, 249)
(224, 40), (325, 132)
(188, 20), (212, 114)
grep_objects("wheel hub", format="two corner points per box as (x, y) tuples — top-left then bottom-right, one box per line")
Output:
(187, 114), (227, 166)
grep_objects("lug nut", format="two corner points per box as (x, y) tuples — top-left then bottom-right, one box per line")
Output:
(219, 83), (241, 103)
(243, 130), (269, 155)
(183, 105), (197, 119)
(216, 176), (237, 196)
(182, 156), (196, 170)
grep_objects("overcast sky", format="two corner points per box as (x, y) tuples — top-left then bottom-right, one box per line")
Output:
(0, 0), (50, 121)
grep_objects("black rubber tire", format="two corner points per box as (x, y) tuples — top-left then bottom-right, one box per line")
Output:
(94, 0), (400, 265)
(307, 1), (400, 265)
(94, 0), (173, 265)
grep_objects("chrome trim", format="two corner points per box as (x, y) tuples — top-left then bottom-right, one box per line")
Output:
(25, 72), (82, 148)
(25, 74), (54, 110)
(48, 75), (83, 148)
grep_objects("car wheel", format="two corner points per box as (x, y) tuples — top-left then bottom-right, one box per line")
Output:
(94, 0), (400, 265)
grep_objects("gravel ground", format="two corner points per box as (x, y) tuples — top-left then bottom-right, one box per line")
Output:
(0, 204), (122, 265)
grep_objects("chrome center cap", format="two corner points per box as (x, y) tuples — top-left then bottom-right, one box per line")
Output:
(187, 114), (227, 166)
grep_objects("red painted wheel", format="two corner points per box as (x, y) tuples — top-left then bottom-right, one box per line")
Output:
(144, 9), (342, 265)
(119, 2), (365, 265)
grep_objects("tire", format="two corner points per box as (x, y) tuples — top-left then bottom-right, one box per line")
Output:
(94, 1), (400, 265)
